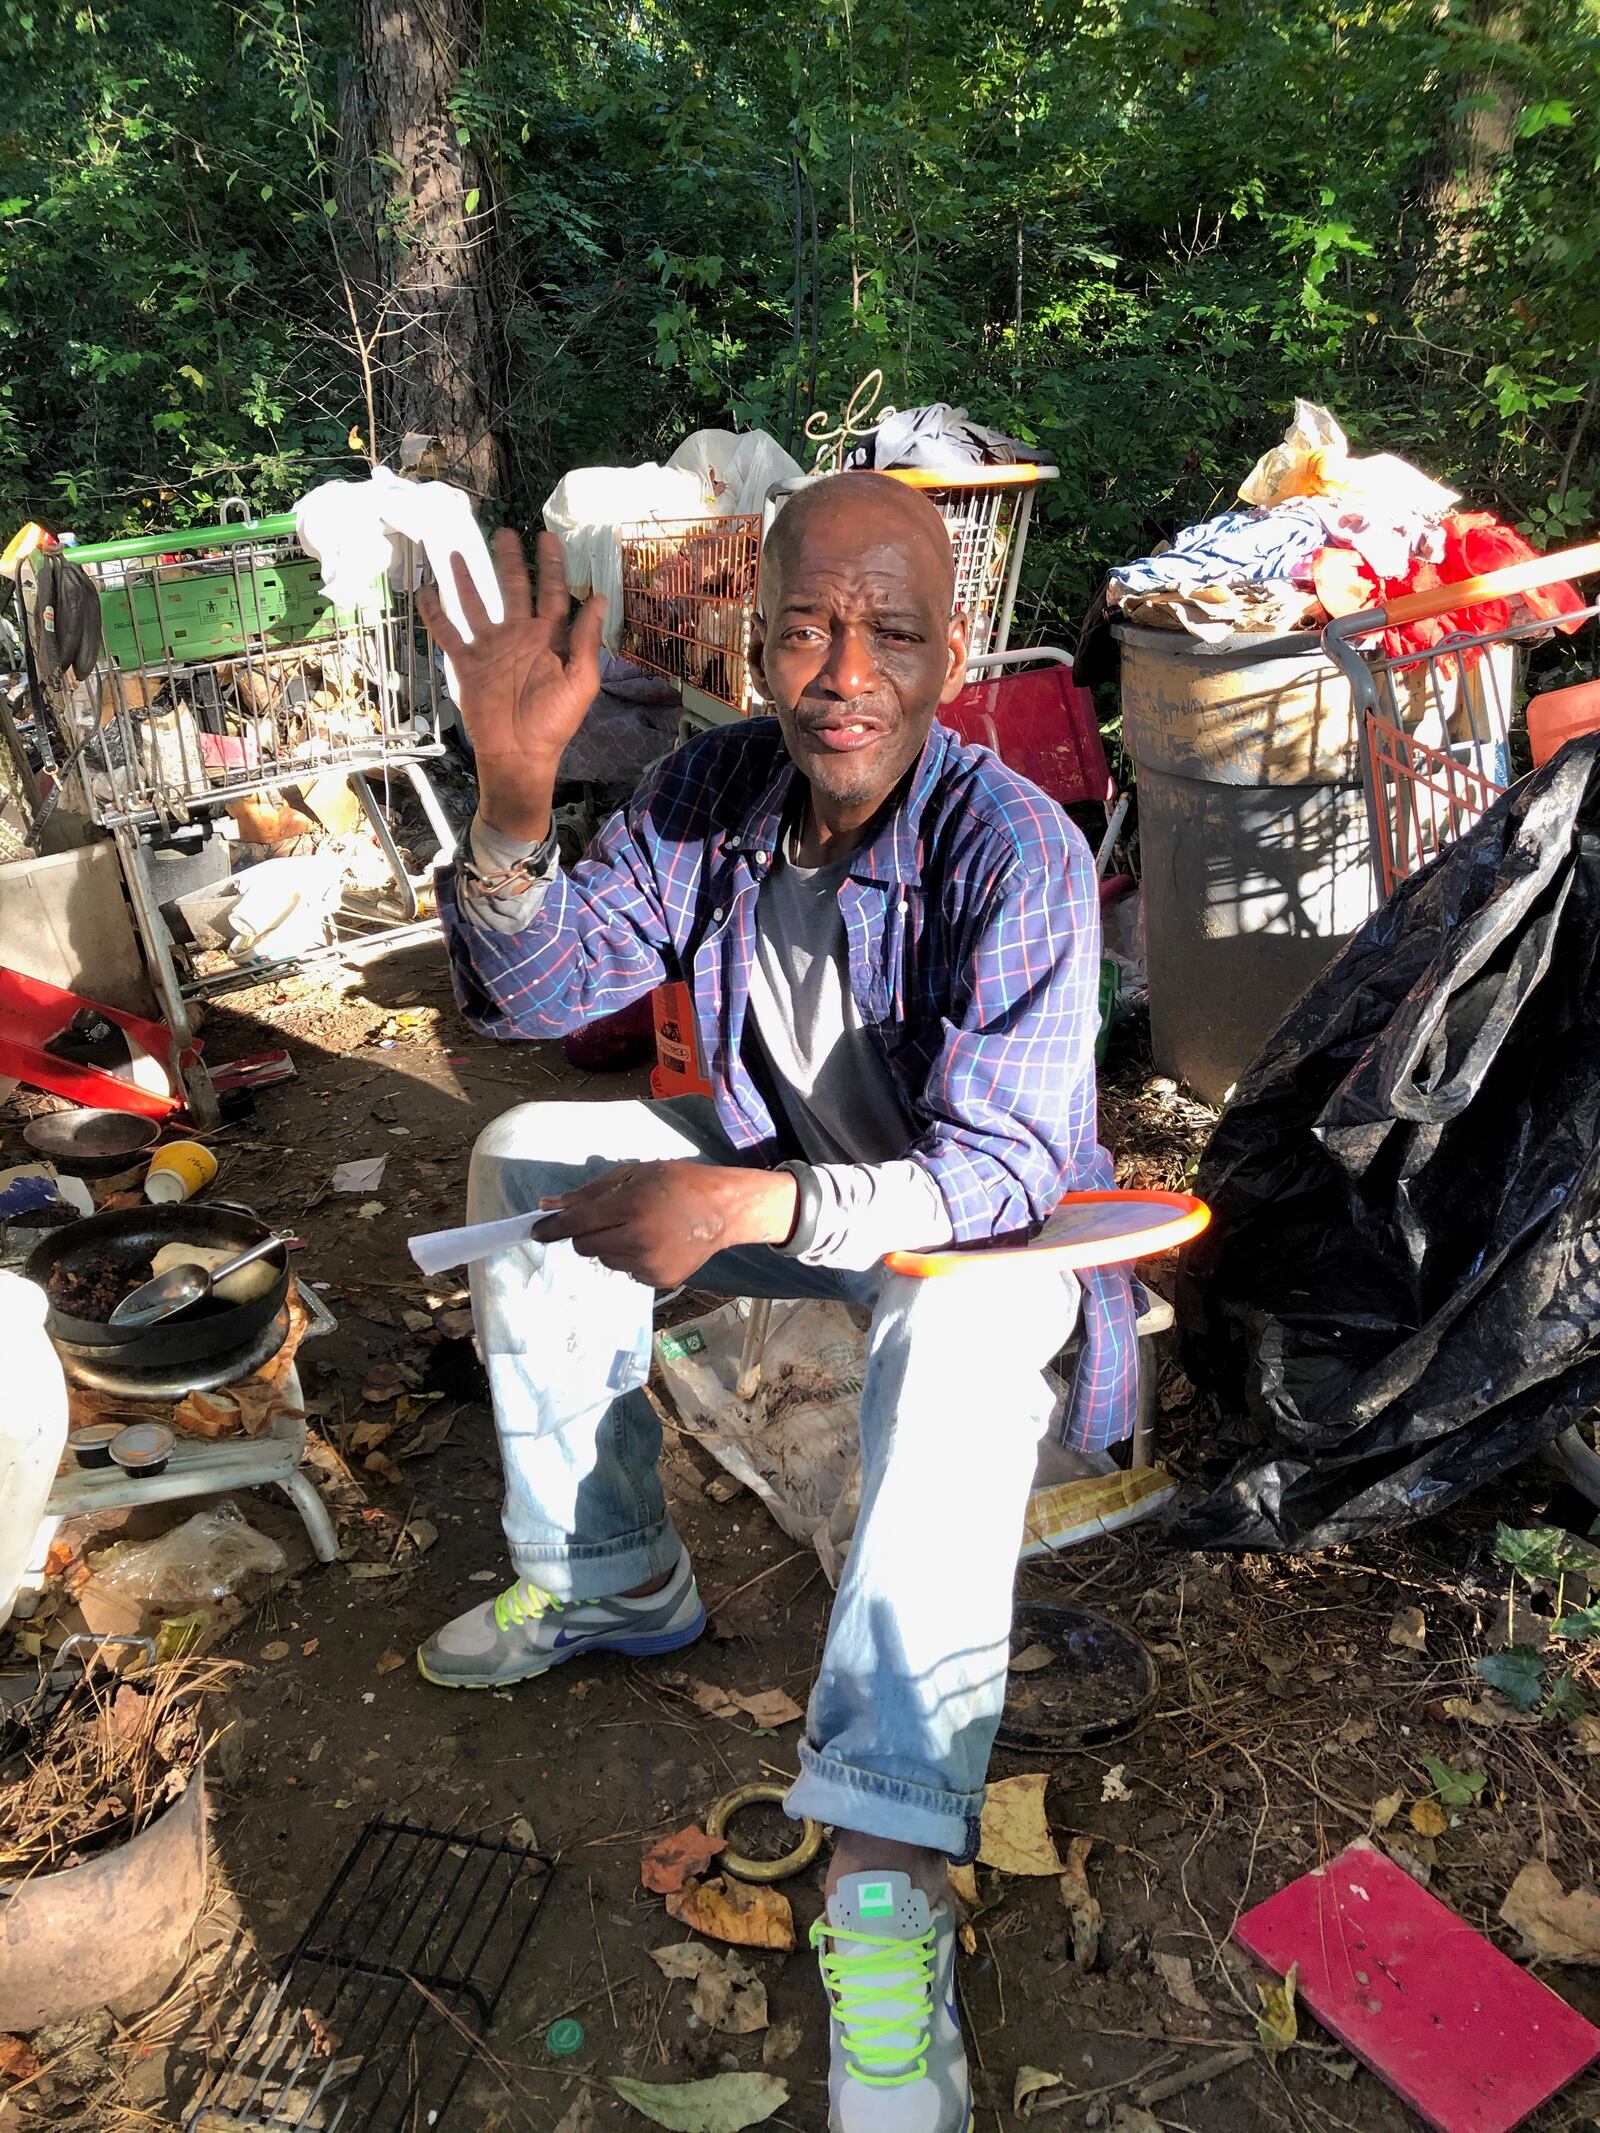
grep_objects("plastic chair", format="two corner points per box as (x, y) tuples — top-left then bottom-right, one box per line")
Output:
(940, 648), (1130, 890)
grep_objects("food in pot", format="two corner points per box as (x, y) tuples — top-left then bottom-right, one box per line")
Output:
(148, 1240), (279, 1304)
(47, 1257), (144, 1321)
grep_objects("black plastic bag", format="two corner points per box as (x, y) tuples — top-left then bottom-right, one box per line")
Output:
(1173, 733), (1600, 1551)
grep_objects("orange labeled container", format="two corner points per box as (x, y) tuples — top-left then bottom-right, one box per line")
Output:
(1527, 677), (1600, 769)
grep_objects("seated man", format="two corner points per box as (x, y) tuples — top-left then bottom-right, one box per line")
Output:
(418, 473), (1136, 2133)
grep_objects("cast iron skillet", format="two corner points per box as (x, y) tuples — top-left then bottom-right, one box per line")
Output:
(25, 1204), (290, 1369)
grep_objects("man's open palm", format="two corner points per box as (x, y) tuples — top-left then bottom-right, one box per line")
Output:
(418, 529), (604, 787)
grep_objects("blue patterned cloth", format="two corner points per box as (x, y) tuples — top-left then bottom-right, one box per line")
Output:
(439, 716), (1138, 1450)
(1113, 501), (1325, 592)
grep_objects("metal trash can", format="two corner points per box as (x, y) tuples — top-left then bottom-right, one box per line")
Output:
(1117, 626), (1378, 1105)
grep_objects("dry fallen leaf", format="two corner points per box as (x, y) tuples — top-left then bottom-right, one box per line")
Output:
(402, 1308), (434, 1333)
(0, 2034), (43, 2082)
(1500, 1861), (1600, 1962)
(665, 1875), (795, 1952)
(1337, 1714), (1378, 1746)
(1014, 2066), (1065, 2117)
(979, 1772), (1064, 1876)
(1100, 1764), (1133, 1804)
(1152, 1950), (1208, 2015)
(688, 1678), (742, 1721)
(1372, 1787), (1404, 1830)
(375, 1649), (407, 1676)
(761, 2016), (803, 2067)
(647, 1943), (768, 2032)
(1059, 1835), (1101, 1968)
(301, 1638), (319, 1657)
(260, 1641), (289, 1663)
(1256, 1962), (1299, 2054)
(736, 1689), (804, 1728)
(553, 2092), (596, 2133)
(947, 1863), (979, 1908)
(436, 1305), (475, 1339)
(1111, 2109), (1163, 2133)
(350, 1419), (393, 1453)
(1576, 1714), (1600, 1756)
(1409, 1798), (1449, 1838)
(364, 1450), (405, 1487)
(361, 1364), (407, 1404)
(641, 1824), (728, 1895)
(610, 2071), (787, 2132)
(356, 1200), (385, 1220)
(1388, 1605), (1427, 1651)
(405, 1517), (439, 1554)
(1009, 1643), (1056, 1675)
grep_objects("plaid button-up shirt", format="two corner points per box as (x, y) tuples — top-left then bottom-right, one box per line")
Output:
(439, 716), (1137, 1450)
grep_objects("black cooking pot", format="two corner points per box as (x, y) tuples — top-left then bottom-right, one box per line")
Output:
(25, 1204), (291, 1370)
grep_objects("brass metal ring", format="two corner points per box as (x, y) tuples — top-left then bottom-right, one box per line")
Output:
(705, 1782), (823, 1884)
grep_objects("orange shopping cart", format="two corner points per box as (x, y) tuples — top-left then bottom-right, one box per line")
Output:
(1323, 541), (1600, 898)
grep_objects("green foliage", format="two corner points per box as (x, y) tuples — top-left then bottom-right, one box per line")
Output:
(1473, 1646), (1546, 1710)
(1494, 1523), (1600, 1583)
(1421, 1754), (1485, 1807)
(2, 0), (1597, 624)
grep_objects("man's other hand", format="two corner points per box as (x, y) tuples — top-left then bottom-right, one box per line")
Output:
(536, 1162), (799, 1288)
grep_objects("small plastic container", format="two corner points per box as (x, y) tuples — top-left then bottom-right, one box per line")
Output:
(109, 1423), (175, 1477)
(1527, 677), (1600, 769)
(69, 1423), (123, 1469)
(143, 1142), (218, 1205)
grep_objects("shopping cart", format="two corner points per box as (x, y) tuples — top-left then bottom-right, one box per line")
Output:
(616, 515), (762, 722)
(54, 508), (439, 829)
(19, 505), (451, 1121)
(1324, 541), (1600, 898)
(618, 466), (1054, 726)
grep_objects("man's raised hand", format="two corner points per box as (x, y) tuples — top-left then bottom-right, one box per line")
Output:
(418, 529), (605, 843)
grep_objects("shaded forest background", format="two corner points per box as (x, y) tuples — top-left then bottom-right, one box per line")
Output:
(4, 0), (1597, 629)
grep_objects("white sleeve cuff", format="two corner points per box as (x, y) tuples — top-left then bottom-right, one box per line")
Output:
(776, 1159), (954, 1272)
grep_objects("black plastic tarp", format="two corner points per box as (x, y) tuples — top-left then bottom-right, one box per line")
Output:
(1173, 733), (1600, 1551)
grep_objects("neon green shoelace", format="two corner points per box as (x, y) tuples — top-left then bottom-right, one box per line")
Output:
(811, 1917), (936, 2087)
(493, 1580), (568, 1633)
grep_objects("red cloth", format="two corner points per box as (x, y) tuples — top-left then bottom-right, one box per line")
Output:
(1312, 512), (1585, 666)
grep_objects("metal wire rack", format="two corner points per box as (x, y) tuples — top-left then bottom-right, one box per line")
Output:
(186, 1818), (554, 2133)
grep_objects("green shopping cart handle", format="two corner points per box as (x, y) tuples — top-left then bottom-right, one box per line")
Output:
(64, 515), (298, 565)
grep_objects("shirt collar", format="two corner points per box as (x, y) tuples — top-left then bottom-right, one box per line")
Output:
(730, 721), (952, 888)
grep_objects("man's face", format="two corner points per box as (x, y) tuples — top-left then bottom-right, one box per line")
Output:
(750, 497), (968, 821)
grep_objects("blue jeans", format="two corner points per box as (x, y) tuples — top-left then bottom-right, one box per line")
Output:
(468, 1096), (1080, 1863)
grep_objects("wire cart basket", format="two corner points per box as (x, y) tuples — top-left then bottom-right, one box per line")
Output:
(20, 506), (453, 1122)
(1324, 543), (1600, 899)
(618, 465), (1053, 725)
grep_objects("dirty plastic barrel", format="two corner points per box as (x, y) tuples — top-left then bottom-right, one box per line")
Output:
(1117, 626), (1377, 1105)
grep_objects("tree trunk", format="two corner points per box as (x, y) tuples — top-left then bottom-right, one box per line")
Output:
(1416, 0), (1524, 304)
(357, 0), (506, 506)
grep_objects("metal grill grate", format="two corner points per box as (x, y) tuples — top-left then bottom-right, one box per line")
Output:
(187, 1819), (554, 2133)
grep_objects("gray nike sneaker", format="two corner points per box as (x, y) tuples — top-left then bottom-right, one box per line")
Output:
(416, 1545), (705, 1688)
(811, 1871), (972, 2133)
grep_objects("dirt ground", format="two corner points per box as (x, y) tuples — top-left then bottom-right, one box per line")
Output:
(5, 950), (1600, 2133)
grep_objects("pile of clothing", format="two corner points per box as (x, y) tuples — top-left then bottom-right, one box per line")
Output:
(1109, 400), (1584, 656)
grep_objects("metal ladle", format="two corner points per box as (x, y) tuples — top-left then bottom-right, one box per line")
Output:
(108, 1232), (299, 1329)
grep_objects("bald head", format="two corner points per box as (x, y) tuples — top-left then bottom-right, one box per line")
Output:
(760, 471), (956, 618)
(749, 469), (968, 830)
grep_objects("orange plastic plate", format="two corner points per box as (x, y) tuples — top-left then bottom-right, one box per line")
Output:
(884, 1189), (1210, 1278)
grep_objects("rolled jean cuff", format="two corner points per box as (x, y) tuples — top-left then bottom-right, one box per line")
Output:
(505, 1519), (681, 1603)
(785, 1739), (984, 1865)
